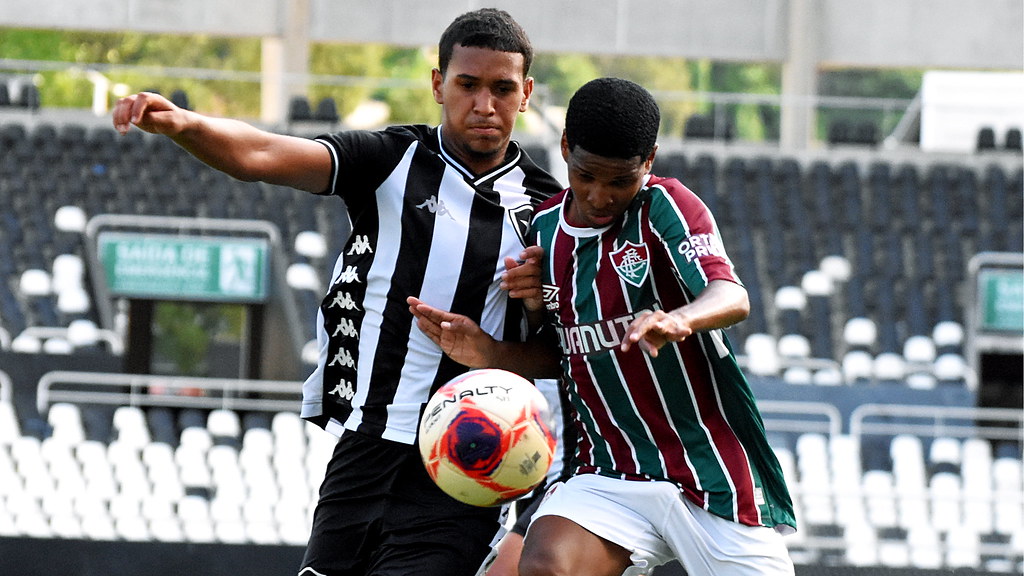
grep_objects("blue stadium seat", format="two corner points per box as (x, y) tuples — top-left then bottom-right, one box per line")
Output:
(926, 165), (954, 234)
(836, 162), (863, 231)
(655, 151), (687, 182)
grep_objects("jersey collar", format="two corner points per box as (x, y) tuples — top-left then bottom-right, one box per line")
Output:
(435, 125), (523, 186)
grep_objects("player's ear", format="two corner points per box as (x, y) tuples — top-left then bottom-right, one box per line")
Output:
(643, 144), (658, 173)
(520, 77), (534, 112)
(431, 67), (444, 104)
(560, 131), (570, 162)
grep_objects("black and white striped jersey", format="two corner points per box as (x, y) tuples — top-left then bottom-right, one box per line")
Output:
(301, 124), (561, 444)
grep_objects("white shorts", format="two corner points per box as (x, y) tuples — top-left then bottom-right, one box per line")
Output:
(529, 474), (795, 576)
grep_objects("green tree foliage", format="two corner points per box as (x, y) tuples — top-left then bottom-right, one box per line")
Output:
(818, 68), (923, 137)
(0, 27), (922, 142)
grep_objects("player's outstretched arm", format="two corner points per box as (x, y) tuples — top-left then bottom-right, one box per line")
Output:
(111, 91), (331, 193)
(622, 279), (750, 357)
(408, 297), (560, 378)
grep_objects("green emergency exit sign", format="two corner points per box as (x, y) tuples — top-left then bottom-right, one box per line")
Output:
(98, 232), (269, 302)
(978, 268), (1024, 333)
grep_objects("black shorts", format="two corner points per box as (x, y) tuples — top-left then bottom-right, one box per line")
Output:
(299, 430), (502, 576)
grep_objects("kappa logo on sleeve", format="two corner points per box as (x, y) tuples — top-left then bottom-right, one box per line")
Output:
(609, 241), (650, 287)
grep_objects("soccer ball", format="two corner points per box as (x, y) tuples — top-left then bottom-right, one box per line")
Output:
(418, 369), (557, 507)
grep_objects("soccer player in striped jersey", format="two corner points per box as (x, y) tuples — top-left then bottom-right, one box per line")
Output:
(410, 78), (796, 576)
(114, 9), (561, 576)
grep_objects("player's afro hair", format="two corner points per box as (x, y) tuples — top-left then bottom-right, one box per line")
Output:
(564, 77), (660, 160)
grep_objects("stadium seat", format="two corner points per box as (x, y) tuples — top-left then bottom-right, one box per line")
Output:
(145, 407), (178, 446)
(18, 268), (51, 297)
(877, 528), (911, 567)
(207, 409), (242, 446)
(287, 262), (321, 292)
(743, 333), (780, 376)
(294, 230), (328, 260)
(873, 352), (906, 383)
(1005, 127), (1023, 152)
(113, 406), (151, 449)
(80, 510), (118, 541)
(288, 96), (314, 122)
(928, 472), (963, 532)
(46, 402), (85, 445)
(53, 205), (87, 233)
(854, 122), (880, 147)
(827, 120), (852, 146)
(170, 89), (190, 110)
(907, 525), (944, 569)
(976, 127), (997, 151)
(17, 85), (41, 110)
(862, 469), (898, 528)
(314, 97), (341, 124)
(115, 515), (151, 542)
(215, 519), (249, 544)
(683, 114), (715, 140)
(946, 526), (981, 568)
(0, 402), (22, 445)
(844, 520), (879, 566)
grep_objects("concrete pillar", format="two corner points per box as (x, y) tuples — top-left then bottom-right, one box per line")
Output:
(261, 0), (311, 125)
(780, 0), (818, 151)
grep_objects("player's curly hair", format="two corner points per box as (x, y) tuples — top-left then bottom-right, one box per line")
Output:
(438, 8), (533, 77)
(565, 77), (661, 160)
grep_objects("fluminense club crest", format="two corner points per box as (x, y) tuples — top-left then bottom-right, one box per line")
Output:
(609, 241), (650, 287)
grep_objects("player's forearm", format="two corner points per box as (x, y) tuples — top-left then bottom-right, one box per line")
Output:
(672, 279), (750, 333)
(484, 338), (562, 379)
(168, 113), (275, 182)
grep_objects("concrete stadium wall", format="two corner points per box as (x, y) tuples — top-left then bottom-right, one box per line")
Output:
(2, 0), (1021, 70)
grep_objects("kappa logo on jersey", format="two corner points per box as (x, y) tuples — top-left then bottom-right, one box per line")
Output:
(347, 234), (372, 255)
(327, 290), (360, 311)
(338, 265), (361, 284)
(508, 204), (533, 246)
(331, 318), (359, 339)
(328, 379), (355, 401)
(416, 195), (455, 220)
(609, 241), (650, 287)
(328, 346), (355, 368)
(542, 284), (560, 312)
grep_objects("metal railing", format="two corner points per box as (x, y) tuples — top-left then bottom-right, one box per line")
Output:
(850, 403), (1024, 444)
(36, 370), (303, 415)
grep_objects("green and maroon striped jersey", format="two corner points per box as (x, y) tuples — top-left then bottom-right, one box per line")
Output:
(531, 174), (795, 531)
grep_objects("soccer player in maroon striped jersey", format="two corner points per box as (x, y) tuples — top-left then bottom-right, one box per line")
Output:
(410, 78), (796, 576)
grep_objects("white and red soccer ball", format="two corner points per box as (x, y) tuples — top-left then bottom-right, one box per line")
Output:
(418, 369), (557, 507)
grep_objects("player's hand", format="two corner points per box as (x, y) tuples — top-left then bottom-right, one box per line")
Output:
(407, 296), (496, 368)
(621, 309), (694, 357)
(112, 91), (186, 136)
(501, 245), (545, 312)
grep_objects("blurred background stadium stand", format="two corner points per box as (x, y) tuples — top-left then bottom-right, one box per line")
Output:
(0, 1), (1022, 575)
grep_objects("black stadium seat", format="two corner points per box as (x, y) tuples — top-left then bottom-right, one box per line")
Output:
(288, 95), (313, 122)
(1005, 127), (1023, 152)
(976, 126), (997, 151)
(314, 97), (340, 124)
